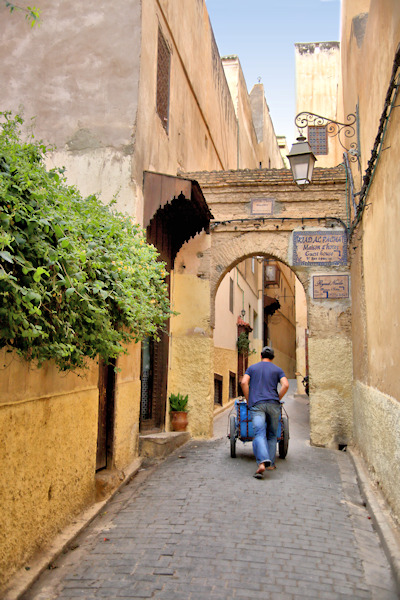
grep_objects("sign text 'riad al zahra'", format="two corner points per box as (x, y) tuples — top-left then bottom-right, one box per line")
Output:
(292, 230), (347, 266)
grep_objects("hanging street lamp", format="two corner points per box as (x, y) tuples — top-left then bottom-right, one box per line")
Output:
(287, 135), (317, 188)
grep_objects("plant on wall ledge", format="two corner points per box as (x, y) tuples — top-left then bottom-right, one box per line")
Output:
(237, 332), (256, 356)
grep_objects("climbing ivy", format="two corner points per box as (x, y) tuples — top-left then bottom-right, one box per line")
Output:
(0, 113), (171, 371)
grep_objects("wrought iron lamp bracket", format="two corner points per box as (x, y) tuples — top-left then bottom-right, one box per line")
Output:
(295, 111), (359, 162)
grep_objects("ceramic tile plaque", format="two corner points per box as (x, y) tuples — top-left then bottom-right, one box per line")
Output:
(313, 275), (350, 299)
(293, 231), (347, 266)
(250, 197), (274, 215)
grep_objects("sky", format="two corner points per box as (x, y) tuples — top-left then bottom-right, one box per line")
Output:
(205, 0), (341, 146)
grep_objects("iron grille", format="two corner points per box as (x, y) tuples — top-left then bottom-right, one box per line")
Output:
(214, 374), (223, 406)
(229, 372), (236, 399)
(157, 27), (171, 132)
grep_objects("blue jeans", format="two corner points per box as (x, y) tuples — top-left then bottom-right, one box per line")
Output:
(250, 402), (281, 466)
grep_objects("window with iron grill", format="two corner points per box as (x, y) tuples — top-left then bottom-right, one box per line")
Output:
(229, 372), (236, 399)
(308, 125), (328, 155)
(229, 278), (234, 313)
(156, 27), (171, 133)
(214, 374), (223, 406)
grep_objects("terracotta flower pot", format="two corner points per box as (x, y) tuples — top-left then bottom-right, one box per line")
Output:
(170, 411), (188, 432)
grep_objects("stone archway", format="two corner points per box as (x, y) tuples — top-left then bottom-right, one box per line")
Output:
(171, 167), (353, 448)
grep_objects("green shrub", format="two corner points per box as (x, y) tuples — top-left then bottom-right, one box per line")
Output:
(0, 112), (171, 371)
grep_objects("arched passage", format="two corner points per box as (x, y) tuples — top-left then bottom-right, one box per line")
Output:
(170, 167), (353, 448)
(213, 251), (302, 399)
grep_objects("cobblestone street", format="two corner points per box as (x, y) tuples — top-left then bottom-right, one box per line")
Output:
(22, 384), (398, 600)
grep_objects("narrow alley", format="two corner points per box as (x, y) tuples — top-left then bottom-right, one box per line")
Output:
(19, 383), (398, 600)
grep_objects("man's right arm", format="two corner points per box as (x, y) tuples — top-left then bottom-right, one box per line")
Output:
(241, 373), (250, 402)
(279, 376), (289, 401)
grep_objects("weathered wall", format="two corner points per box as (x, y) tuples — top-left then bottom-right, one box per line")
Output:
(0, 0), (142, 216)
(341, 0), (400, 521)
(0, 351), (98, 586)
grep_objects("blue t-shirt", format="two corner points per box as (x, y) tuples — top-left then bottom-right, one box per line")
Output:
(245, 361), (286, 408)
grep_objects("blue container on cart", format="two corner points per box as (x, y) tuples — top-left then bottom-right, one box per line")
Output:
(235, 398), (283, 440)
(236, 399), (254, 439)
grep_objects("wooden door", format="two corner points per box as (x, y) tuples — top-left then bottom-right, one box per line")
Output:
(96, 360), (115, 471)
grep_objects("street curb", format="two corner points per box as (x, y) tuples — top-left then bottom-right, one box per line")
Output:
(348, 448), (400, 594)
(1, 458), (143, 600)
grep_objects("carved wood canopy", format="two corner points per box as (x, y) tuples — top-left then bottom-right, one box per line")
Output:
(143, 171), (213, 264)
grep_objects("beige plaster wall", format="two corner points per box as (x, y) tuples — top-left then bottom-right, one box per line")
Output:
(341, 0), (400, 521)
(249, 84), (284, 168)
(136, 0), (238, 189)
(214, 269), (239, 350)
(295, 41), (342, 168)
(0, 352), (98, 586)
(222, 56), (259, 169)
(342, 1), (400, 399)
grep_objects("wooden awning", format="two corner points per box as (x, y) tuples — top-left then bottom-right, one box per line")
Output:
(264, 295), (280, 315)
(143, 172), (213, 237)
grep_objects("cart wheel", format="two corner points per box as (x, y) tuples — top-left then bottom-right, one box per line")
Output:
(229, 415), (237, 458)
(278, 416), (289, 459)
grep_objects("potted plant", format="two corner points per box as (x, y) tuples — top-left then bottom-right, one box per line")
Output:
(169, 392), (189, 431)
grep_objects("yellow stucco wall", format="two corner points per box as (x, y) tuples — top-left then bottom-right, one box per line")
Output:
(112, 343), (142, 469)
(0, 345), (144, 586)
(169, 238), (214, 438)
(0, 355), (98, 586)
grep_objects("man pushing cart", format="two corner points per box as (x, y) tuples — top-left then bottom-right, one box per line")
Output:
(240, 346), (289, 479)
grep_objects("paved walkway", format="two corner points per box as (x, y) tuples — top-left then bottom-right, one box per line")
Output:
(22, 383), (398, 600)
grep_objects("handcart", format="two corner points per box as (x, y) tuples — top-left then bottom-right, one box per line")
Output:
(228, 398), (289, 459)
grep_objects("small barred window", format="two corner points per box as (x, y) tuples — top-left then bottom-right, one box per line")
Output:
(308, 125), (328, 155)
(156, 27), (171, 133)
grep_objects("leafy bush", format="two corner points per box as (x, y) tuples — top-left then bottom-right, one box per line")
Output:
(0, 112), (171, 370)
(169, 393), (189, 412)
